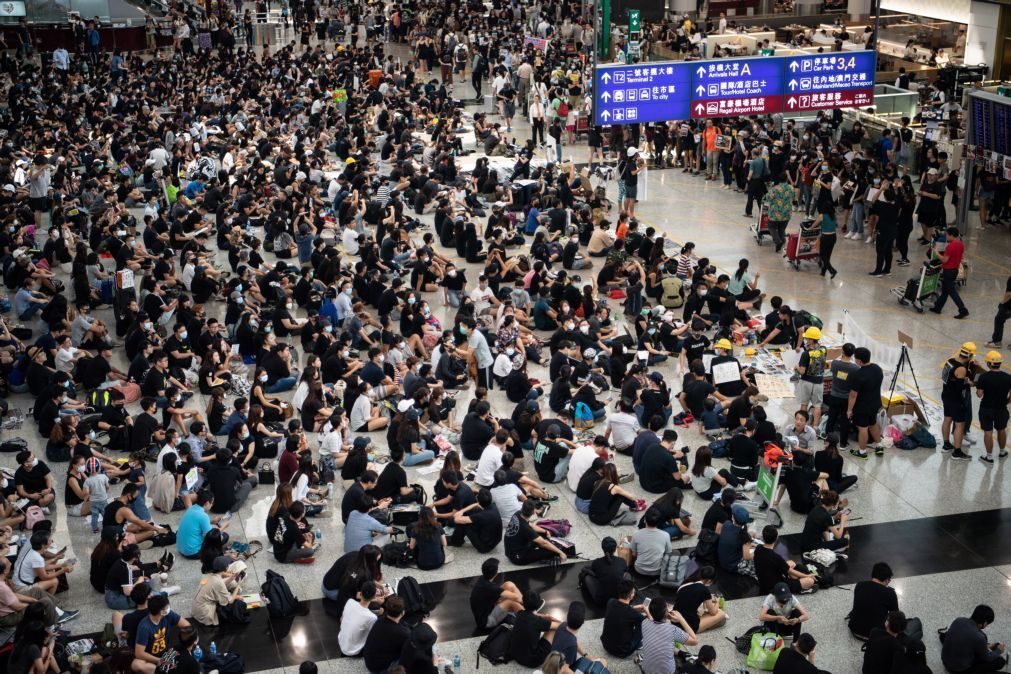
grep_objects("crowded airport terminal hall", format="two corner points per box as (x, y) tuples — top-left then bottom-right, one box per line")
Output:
(1, 0), (1011, 672)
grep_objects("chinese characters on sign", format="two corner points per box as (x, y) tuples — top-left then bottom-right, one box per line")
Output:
(592, 52), (877, 126)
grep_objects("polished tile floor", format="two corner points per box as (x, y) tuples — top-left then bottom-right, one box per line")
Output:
(5, 36), (1011, 674)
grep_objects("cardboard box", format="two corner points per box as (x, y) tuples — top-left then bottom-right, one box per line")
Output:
(880, 395), (928, 425)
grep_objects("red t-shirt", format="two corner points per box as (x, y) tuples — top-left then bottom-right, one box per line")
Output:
(942, 239), (964, 270)
(278, 450), (299, 484)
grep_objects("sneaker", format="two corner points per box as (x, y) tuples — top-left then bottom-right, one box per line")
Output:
(542, 494), (559, 502)
(950, 450), (971, 461)
(955, 310), (970, 320)
(57, 609), (81, 624)
(618, 473), (635, 484)
(865, 236), (873, 244)
(42, 507), (51, 515)
(1000, 451), (1009, 459)
(881, 271), (891, 276)
(980, 455), (995, 465)
(741, 481), (758, 492)
(849, 448), (869, 459)
(929, 307), (943, 314)
(161, 585), (182, 596)
(869, 271), (882, 277)
(874, 445), (884, 457)
(985, 341), (1002, 348)
(294, 557), (316, 565)
(942, 441), (954, 451)
(897, 259), (911, 266)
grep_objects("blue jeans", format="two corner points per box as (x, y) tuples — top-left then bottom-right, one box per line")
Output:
(661, 524), (685, 539)
(575, 496), (591, 513)
(91, 499), (107, 531)
(635, 405), (672, 426)
(321, 582), (340, 601)
(403, 449), (436, 466)
(447, 289), (462, 308)
(266, 377), (297, 393)
(131, 485), (151, 522)
(105, 590), (136, 610)
(592, 407), (606, 420)
(849, 201), (865, 235)
(551, 456), (571, 483)
(18, 302), (45, 321)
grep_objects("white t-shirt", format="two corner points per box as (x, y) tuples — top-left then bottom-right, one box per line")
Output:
(607, 412), (641, 450)
(292, 381), (310, 411)
(155, 445), (179, 476)
(350, 395), (373, 432)
(566, 444), (599, 492)
(492, 353), (513, 378)
(338, 599), (378, 655)
(491, 483), (524, 523)
(319, 426), (343, 458)
(292, 473), (311, 502)
(55, 346), (79, 372)
(13, 547), (45, 589)
(475, 444), (503, 488)
(470, 286), (496, 313)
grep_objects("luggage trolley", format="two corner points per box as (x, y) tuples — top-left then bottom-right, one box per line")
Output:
(784, 220), (820, 271)
(893, 259), (942, 313)
(751, 204), (771, 244)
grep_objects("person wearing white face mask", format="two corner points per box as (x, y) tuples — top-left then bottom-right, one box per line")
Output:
(492, 342), (518, 386)
(273, 295), (308, 337)
(359, 347), (400, 400)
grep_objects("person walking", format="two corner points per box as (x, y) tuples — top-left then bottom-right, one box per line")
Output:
(815, 200), (838, 279)
(744, 148), (768, 218)
(930, 226), (969, 319)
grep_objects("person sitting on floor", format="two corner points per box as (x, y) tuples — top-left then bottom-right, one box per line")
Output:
(469, 557), (524, 630)
(672, 566), (727, 634)
(630, 507), (671, 578)
(579, 536), (629, 607)
(754, 525), (817, 596)
(759, 582), (811, 641)
(941, 605), (1007, 674)
(337, 580), (379, 657)
(848, 562), (900, 640)
(509, 590), (563, 668)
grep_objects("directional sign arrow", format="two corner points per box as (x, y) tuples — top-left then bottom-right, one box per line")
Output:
(695, 103), (704, 114)
(789, 61), (799, 72)
(601, 72), (611, 84)
(696, 84), (705, 96)
(601, 110), (611, 120)
(696, 66), (706, 77)
(788, 79), (798, 91)
(787, 96), (797, 108)
(601, 91), (610, 102)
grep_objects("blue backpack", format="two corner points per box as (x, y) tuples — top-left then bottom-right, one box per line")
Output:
(574, 401), (595, 429)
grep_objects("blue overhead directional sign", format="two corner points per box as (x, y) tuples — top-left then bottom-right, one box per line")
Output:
(782, 51), (877, 112)
(593, 62), (692, 126)
(690, 57), (785, 117)
(592, 51), (878, 125)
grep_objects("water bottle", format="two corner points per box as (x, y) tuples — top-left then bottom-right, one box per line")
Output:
(453, 653), (460, 674)
(193, 645), (203, 661)
(209, 641), (217, 656)
(315, 529), (322, 542)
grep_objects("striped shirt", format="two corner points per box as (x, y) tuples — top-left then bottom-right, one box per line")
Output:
(375, 184), (391, 207)
(640, 620), (689, 674)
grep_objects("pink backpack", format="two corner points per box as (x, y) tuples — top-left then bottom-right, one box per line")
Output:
(25, 505), (45, 530)
(538, 519), (572, 537)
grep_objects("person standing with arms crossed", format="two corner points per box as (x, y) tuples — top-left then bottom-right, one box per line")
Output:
(975, 351), (1011, 464)
(847, 347), (885, 458)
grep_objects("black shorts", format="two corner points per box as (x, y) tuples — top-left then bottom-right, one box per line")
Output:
(942, 395), (968, 423)
(852, 408), (878, 428)
(979, 407), (1010, 432)
(625, 183), (638, 200)
(28, 196), (49, 212)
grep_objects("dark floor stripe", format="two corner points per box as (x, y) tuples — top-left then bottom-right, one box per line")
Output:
(75, 507), (1011, 671)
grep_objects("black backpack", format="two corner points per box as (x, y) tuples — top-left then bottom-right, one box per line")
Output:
(381, 541), (414, 568)
(397, 576), (432, 625)
(476, 623), (513, 668)
(201, 652), (245, 674)
(730, 625), (766, 654)
(692, 528), (719, 563)
(262, 569), (298, 618)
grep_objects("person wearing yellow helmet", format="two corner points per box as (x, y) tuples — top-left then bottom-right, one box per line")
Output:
(796, 326), (827, 433)
(940, 342), (978, 460)
(975, 351), (1011, 464)
(710, 338), (751, 399)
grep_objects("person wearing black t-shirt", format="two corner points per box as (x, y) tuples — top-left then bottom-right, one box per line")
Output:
(848, 562), (899, 639)
(580, 537), (628, 607)
(673, 566), (726, 634)
(153, 625), (201, 674)
(975, 352), (1011, 463)
(600, 580), (647, 658)
(754, 525), (816, 596)
(449, 488), (502, 553)
(679, 366), (727, 418)
(469, 557), (524, 629)
(362, 596), (412, 673)
(504, 500), (567, 565)
(800, 490), (850, 553)
(847, 347), (884, 458)
(508, 590), (562, 668)
(772, 633), (821, 674)
(369, 447), (421, 504)
(728, 420), (762, 481)
(700, 490), (734, 533)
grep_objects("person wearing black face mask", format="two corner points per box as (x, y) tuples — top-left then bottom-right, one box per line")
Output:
(869, 182), (899, 277)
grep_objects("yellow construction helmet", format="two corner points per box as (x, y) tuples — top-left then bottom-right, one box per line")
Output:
(715, 338), (733, 350)
(803, 326), (822, 341)
(959, 342), (977, 358)
(986, 351), (1003, 366)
